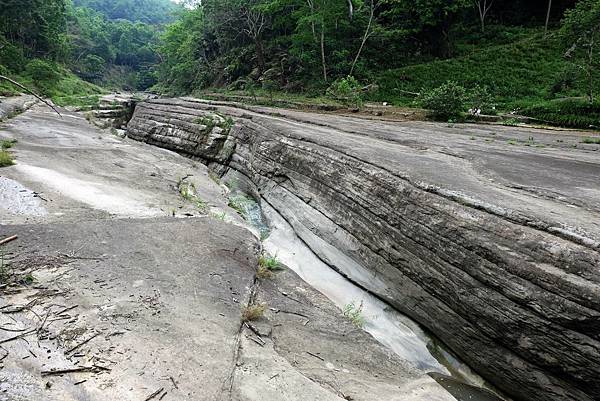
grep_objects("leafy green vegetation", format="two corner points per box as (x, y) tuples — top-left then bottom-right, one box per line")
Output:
(72, 0), (180, 24)
(178, 179), (210, 213)
(1, 139), (17, 149)
(419, 81), (468, 119)
(0, 150), (14, 167)
(581, 136), (600, 144)
(372, 33), (573, 109)
(521, 99), (600, 129)
(1, 0), (598, 129)
(326, 76), (364, 108)
(343, 301), (365, 328)
(146, 0), (598, 128)
(258, 253), (283, 271)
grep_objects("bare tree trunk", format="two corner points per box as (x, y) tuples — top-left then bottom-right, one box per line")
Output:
(347, 0), (354, 19)
(320, 22), (328, 82)
(544, 0), (552, 38)
(307, 0), (316, 39)
(0, 75), (61, 116)
(350, 0), (374, 76)
(588, 39), (594, 103)
(474, 0), (494, 33)
(255, 39), (265, 76)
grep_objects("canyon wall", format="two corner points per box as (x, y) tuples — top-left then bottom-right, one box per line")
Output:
(127, 98), (600, 401)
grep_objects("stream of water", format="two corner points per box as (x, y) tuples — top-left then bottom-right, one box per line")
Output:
(228, 189), (504, 401)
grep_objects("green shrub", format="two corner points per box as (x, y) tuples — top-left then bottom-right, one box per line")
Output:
(521, 99), (600, 129)
(78, 54), (106, 81)
(0, 150), (14, 167)
(468, 85), (496, 115)
(343, 301), (365, 328)
(25, 59), (60, 83)
(258, 254), (283, 271)
(369, 33), (593, 110)
(1, 139), (17, 149)
(581, 136), (600, 144)
(326, 76), (364, 108)
(419, 81), (467, 118)
(0, 39), (26, 73)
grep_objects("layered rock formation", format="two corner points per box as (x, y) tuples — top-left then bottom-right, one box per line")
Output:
(127, 97), (600, 401)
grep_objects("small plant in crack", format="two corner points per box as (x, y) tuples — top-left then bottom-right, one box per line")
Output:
(242, 303), (266, 322)
(256, 265), (273, 279)
(178, 179), (209, 213)
(228, 194), (252, 217)
(343, 301), (365, 328)
(258, 253), (283, 271)
(179, 181), (196, 201)
(211, 211), (227, 221)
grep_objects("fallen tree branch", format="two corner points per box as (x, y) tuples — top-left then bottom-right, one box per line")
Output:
(66, 332), (100, 354)
(144, 387), (164, 401)
(0, 235), (18, 246)
(0, 75), (61, 117)
(41, 366), (96, 376)
(0, 328), (37, 344)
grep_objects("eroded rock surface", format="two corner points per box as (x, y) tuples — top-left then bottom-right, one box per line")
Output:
(0, 101), (476, 401)
(127, 97), (600, 401)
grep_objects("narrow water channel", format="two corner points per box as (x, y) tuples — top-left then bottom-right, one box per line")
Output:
(227, 187), (505, 401)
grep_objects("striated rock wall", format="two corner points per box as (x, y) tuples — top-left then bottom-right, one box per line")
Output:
(127, 98), (600, 401)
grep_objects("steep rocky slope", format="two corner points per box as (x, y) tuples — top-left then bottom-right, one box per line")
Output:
(127, 97), (600, 401)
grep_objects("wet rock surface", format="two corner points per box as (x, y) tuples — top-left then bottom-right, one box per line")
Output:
(0, 99), (475, 401)
(127, 97), (600, 401)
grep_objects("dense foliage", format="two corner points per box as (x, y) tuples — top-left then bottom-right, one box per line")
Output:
(0, 0), (182, 97)
(72, 0), (180, 24)
(0, 0), (599, 128)
(153, 0), (579, 95)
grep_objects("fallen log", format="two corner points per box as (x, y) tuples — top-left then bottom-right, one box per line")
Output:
(0, 75), (61, 117)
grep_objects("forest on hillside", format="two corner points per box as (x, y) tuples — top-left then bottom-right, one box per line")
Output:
(1, 0), (599, 128)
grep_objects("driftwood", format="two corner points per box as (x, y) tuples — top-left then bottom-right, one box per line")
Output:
(144, 387), (164, 401)
(41, 366), (96, 376)
(0, 75), (61, 116)
(0, 235), (17, 246)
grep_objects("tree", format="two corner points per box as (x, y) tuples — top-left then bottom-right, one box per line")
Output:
(544, 0), (552, 37)
(378, 0), (470, 58)
(241, 2), (268, 75)
(0, 0), (69, 59)
(561, 0), (600, 103)
(350, 0), (377, 76)
(473, 0), (494, 32)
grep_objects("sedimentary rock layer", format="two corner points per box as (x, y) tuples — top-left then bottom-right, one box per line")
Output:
(127, 97), (600, 401)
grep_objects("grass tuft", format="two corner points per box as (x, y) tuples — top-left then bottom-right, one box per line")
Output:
(258, 254), (282, 271)
(343, 301), (365, 328)
(0, 150), (14, 167)
(256, 265), (273, 279)
(242, 303), (266, 322)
